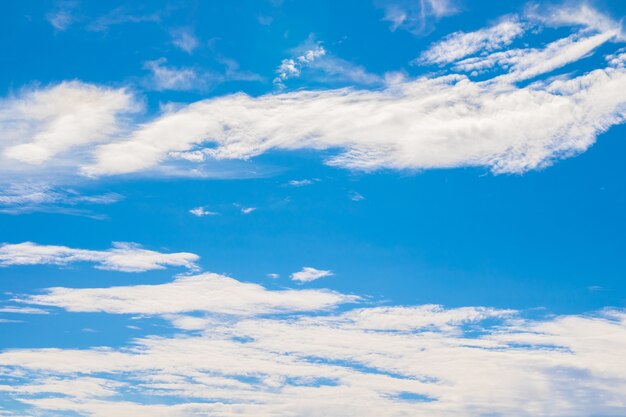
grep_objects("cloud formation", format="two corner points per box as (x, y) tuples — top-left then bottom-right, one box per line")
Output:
(0, 242), (199, 272)
(1, 4), (626, 181)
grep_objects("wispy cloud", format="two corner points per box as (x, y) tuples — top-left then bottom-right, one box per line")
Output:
(0, 242), (199, 272)
(418, 16), (526, 65)
(170, 27), (199, 54)
(86, 6), (160, 32)
(0, 183), (122, 217)
(375, 0), (459, 35)
(46, 1), (78, 31)
(144, 57), (262, 92)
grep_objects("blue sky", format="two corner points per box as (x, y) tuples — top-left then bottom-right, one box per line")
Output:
(1, 0), (626, 416)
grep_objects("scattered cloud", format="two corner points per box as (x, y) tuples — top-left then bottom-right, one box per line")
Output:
(0, 242), (199, 272)
(241, 207), (256, 214)
(1, 275), (625, 416)
(290, 266), (333, 282)
(189, 207), (218, 217)
(287, 179), (315, 187)
(349, 191), (365, 201)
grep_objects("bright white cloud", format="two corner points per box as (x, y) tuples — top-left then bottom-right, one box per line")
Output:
(290, 266), (333, 282)
(20, 273), (355, 315)
(81, 66), (626, 176)
(241, 207), (256, 214)
(0, 242), (199, 272)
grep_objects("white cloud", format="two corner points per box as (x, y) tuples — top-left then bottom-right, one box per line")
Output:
(20, 273), (355, 315)
(290, 266), (333, 282)
(170, 27), (199, 54)
(0, 242), (199, 272)
(0, 81), (138, 167)
(189, 207), (218, 217)
(419, 17), (526, 65)
(80, 65), (626, 176)
(241, 207), (256, 214)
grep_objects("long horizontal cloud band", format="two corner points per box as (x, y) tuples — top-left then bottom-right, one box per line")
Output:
(1, 67), (626, 178)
